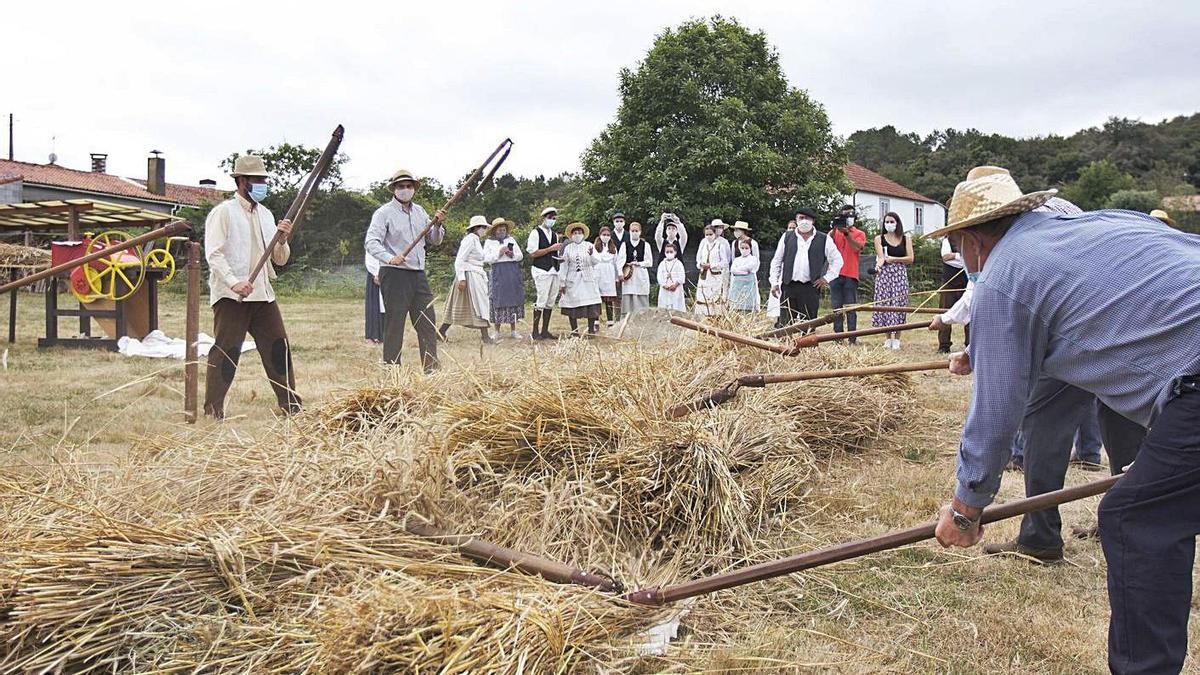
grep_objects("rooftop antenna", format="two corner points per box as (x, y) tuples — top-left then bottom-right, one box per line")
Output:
(48, 136), (57, 165)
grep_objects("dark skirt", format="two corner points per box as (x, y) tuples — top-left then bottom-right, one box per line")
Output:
(365, 272), (384, 341)
(561, 303), (601, 320)
(489, 261), (525, 324)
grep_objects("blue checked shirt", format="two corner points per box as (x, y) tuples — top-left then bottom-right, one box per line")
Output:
(956, 209), (1200, 508)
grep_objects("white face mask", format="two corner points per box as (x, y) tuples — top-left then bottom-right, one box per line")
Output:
(600, 234), (611, 243)
(571, 233), (583, 244)
(846, 217), (855, 226)
(613, 220), (624, 229)
(740, 247), (751, 256)
(495, 229), (507, 240)
(705, 232), (715, 240)
(394, 187), (415, 202)
(665, 252), (676, 260)
(544, 218), (556, 229)
(797, 220), (814, 233)
(471, 227), (486, 237)
(884, 221), (897, 233)
(630, 231), (640, 242)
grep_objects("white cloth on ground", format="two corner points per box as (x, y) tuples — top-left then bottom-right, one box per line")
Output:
(117, 329), (254, 359)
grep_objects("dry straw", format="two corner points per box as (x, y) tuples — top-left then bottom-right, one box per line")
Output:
(1, 315), (916, 671)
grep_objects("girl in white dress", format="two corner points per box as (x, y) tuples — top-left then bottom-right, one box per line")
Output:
(619, 222), (654, 318)
(656, 242), (686, 310)
(593, 225), (621, 327)
(558, 222), (603, 336)
(694, 222), (729, 316)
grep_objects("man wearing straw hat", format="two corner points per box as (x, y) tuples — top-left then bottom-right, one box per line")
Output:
(930, 166), (1200, 674)
(202, 155), (299, 419)
(364, 168), (447, 371)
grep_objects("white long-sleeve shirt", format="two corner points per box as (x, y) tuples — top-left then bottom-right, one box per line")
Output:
(525, 225), (560, 279)
(364, 199), (444, 271)
(941, 237), (965, 269)
(654, 217), (688, 257)
(768, 231), (842, 287)
(695, 236), (729, 273)
(483, 236), (523, 264)
(453, 232), (486, 281)
(941, 282), (974, 325)
(204, 194), (290, 305)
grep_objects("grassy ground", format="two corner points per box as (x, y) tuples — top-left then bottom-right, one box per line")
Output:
(2, 288), (1197, 672)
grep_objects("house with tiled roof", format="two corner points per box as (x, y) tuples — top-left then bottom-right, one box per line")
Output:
(0, 153), (224, 214)
(844, 162), (945, 235)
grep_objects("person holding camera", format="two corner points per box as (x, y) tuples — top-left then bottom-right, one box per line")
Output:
(829, 207), (867, 342)
(483, 217), (524, 340)
(655, 212), (688, 261)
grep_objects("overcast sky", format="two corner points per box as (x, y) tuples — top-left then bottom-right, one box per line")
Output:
(7, 0), (1198, 192)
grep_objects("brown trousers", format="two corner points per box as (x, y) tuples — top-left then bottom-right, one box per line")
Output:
(204, 299), (300, 418)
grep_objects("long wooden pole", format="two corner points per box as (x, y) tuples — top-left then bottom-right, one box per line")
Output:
(667, 360), (949, 419)
(862, 306), (944, 315)
(794, 320), (934, 349)
(626, 475), (1121, 605)
(0, 221), (189, 295)
(183, 242), (201, 424)
(405, 521), (620, 592)
(245, 124), (344, 288)
(758, 290), (957, 340)
(670, 316), (797, 356)
(396, 138), (513, 262)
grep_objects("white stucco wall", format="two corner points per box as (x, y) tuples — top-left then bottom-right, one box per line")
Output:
(845, 191), (945, 236)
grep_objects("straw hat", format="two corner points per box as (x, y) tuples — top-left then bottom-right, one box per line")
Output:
(732, 220), (752, 232)
(924, 166), (1057, 238)
(467, 215), (489, 232)
(1149, 209), (1176, 227)
(385, 168), (421, 187)
(565, 222), (590, 240)
(709, 218), (726, 229)
(230, 155), (269, 178)
(486, 217), (514, 238)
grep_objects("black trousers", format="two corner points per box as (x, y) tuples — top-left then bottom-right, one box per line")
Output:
(1016, 378), (1145, 551)
(379, 267), (438, 371)
(1099, 379), (1200, 675)
(829, 276), (859, 335)
(204, 299), (300, 418)
(938, 264), (969, 350)
(779, 280), (820, 327)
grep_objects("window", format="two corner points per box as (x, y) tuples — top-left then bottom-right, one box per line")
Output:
(914, 204), (924, 231)
(878, 198), (890, 223)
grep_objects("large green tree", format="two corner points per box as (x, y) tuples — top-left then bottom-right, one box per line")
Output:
(581, 16), (850, 241)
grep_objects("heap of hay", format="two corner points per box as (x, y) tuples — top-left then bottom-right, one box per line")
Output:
(0, 242), (49, 271)
(0, 321), (918, 672)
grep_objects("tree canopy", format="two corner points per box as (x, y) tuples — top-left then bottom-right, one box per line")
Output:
(580, 16), (850, 241)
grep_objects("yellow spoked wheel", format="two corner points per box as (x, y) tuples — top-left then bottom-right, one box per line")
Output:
(80, 230), (146, 302)
(145, 245), (176, 284)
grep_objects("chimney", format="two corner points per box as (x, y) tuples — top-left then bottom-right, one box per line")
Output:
(147, 150), (166, 196)
(199, 178), (216, 189)
(90, 153), (108, 173)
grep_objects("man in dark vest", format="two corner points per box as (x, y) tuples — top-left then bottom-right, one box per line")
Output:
(525, 206), (562, 340)
(768, 208), (843, 327)
(937, 234), (969, 353)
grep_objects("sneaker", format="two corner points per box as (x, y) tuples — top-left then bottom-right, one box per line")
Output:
(511, 330), (522, 340)
(892, 340), (902, 350)
(982, 539), (1065, 564)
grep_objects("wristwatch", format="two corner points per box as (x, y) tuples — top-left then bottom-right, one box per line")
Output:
(951, 508), (980, 531)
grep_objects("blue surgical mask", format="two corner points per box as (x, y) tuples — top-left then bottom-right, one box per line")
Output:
(966, 271), (980, 284)
(248, 183), (269, 203)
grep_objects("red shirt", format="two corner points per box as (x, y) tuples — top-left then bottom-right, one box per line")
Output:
(831, 227), (867, 279)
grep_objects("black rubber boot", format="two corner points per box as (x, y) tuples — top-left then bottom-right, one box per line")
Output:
(541, 308), (557, 340)
(531, 310), (544, 340)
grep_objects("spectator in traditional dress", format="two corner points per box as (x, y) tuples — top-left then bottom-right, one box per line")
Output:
(439, 215), (493, 344)
(558, 222), (602, 336)
(769, 209), (841, 327)
(594, 225), (621, 327)
(482, 217), (523, 340)
(364, 250), (384, 344)
(655, 212), (687, 261)
(728, 234), (760, 312)
(871, 212), (914, 350)
(694, 221), (729, 316)
(526, 207), (562, 340)
(619, 221), (653, 318)
(656, 241), (686, 311)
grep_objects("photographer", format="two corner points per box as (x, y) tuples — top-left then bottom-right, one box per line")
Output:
(654, 212), (688, 261)
(829, 206), (867, 342)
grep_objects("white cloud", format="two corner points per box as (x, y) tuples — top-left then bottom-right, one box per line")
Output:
(7, 0), (1198, 191)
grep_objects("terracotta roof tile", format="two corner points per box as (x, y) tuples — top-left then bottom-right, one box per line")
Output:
(0, 159), (224, 207)
(845, 162), (936, 204)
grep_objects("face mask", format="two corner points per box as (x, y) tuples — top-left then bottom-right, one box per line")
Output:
(705, 232), (715, 240)
(884, 222), (897, 233)
(613, 221), (624, 229)
(571, 233), (583, 244)
(665, 252), (676, 260)
(797, 220), (814, 233)
(740, 247), (751, 255)
(393, 187), (415, 202)
(471, 228), (486, 237)
(630, 231), (640, 242)
(544, 218), (556, 229)
(600, 234), (611, 243)
(846, 217), (855, 226)
(495, 230), (507, 240)
(248, 183), (269, 203)
(966, 271), (980, 284)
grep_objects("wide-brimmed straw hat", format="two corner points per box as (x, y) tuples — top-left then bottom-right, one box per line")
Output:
(1149, 209), (1176, 227)
(230, 155), (269, 178)
(924, 166), (1057, 238)
(385, 168), (421, 187)
(709, 218), (726, 229)
(732, 220), (751, 232)
(467, 215), (489, 232)
(486, 217), (514, 238)
(565, 222), (590, 239)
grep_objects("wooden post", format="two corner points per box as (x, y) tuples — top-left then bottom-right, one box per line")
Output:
(184, 242), (200, 423)
(7, 268), (16, 343)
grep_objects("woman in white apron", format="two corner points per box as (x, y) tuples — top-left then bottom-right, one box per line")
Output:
(558, 222), (603, 336)
(619, 222), (654, 319)
(694, 222), (728, 316)
(439, 215), (494, 343)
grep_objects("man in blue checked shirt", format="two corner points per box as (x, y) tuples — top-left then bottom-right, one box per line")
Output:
(927, 166), (1200, 675)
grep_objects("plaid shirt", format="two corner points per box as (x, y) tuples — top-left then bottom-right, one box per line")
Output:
(956, 209), (1200, 507)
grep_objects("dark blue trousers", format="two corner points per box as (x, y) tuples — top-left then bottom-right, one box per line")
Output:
(1099, 379), (1200, 674)
(829, 276), (859, 337)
